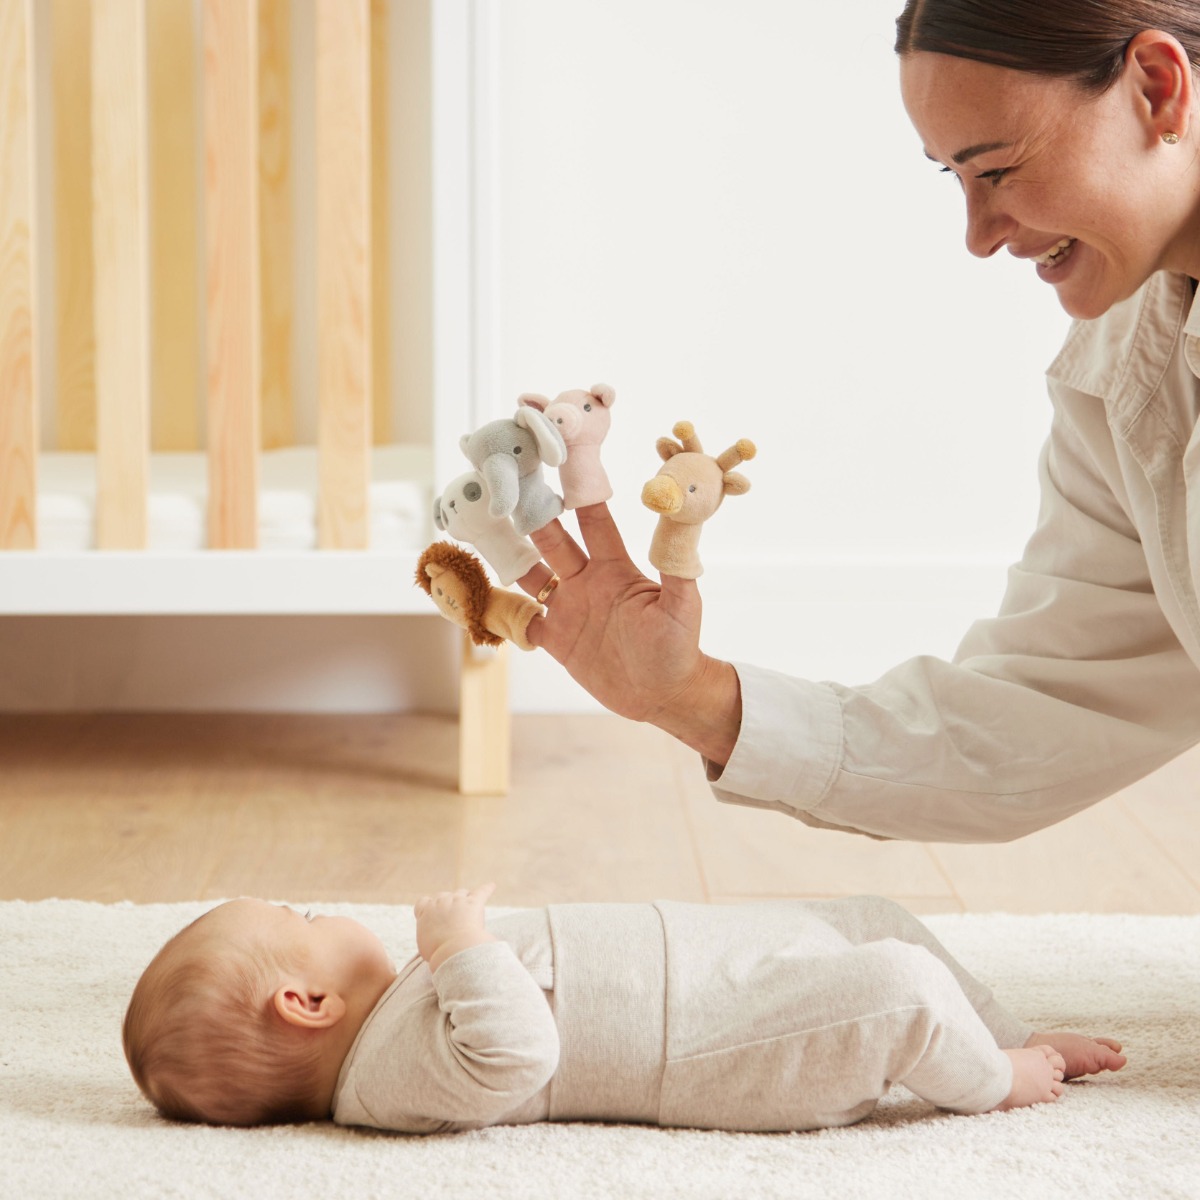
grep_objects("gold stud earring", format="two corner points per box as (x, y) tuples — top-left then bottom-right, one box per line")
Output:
(1163, 131), (1181, 144)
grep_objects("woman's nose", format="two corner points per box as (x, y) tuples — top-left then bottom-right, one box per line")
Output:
(964, 190), (1015, 259)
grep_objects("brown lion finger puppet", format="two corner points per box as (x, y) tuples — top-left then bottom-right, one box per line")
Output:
(416, 542), (543, 651)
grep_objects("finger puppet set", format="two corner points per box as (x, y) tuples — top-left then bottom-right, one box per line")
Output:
(416, 384), (755, 649)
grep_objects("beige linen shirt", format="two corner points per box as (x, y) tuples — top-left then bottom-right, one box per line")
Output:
(714, 270), (1200, 842)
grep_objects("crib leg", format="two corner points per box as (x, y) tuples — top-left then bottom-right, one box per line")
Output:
(458, 634), (510, 795)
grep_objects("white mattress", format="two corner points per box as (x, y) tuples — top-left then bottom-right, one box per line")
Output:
(35, 445), (433, 552)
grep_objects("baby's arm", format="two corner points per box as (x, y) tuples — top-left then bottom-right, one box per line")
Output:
(408, 885), (558, 1127)
(415, 883), (499, 972)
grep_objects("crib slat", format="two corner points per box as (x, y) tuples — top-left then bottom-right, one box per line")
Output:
(203, 0), (261, 549)
(148, 0), (200, 452)
(92, 0), (149, 549)
(50, 0), (96, 453)
(370, 0), (390, 446)
(0, 0), (36, 550)
(259, 0), (294, 452)
(316, 0), (371, 550)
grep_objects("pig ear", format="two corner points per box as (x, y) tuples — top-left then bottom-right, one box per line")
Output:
(590, 384), (615, 408)
(518, 393), (550, 413)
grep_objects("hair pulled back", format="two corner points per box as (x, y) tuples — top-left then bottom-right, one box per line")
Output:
(896, 0), (1200, 92)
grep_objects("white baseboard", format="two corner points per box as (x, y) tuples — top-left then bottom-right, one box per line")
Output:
(509, 555), (1012, 713)
(0, 557), (1011, 714)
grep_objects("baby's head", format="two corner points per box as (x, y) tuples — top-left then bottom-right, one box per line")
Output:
(123, 899), (396, 1126)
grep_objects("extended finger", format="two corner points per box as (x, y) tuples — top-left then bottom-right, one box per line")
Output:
(529, 519), (589, 579)
(469, 882), (497, 903)
(516, 562), (558, 603)
(575, 502), (636, 566)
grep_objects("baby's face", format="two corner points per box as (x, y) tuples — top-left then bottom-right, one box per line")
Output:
(199, 900), (397, 998)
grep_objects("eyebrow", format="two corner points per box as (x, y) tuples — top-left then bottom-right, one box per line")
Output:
(925, 141), (1013, 166)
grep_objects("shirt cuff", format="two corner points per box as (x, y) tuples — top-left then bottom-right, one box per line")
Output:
(707, 661), (843, 817)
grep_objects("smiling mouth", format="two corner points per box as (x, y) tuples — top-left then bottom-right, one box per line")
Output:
(1034, 237), (1076, 267)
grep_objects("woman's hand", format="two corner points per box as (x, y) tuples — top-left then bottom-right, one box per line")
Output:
(414, 883), (498, 972)
(517, 504), (742, 766)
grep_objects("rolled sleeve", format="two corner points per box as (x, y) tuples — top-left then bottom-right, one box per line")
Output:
(708, 661), (843, 818)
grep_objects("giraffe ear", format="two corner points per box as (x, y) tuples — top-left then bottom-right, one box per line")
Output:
(722, 471), (751, 496)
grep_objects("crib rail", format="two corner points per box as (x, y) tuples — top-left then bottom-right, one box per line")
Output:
(0, 0), (36, 551)
(0, 0), (384, 554)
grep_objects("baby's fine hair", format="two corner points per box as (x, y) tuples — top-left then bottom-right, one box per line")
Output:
(122, 913), (324, 1126)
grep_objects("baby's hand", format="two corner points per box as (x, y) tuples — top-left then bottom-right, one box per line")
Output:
(414, 883), (498, 972)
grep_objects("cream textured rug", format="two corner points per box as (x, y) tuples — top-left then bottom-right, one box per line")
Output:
(3, 900), (1198, 1200)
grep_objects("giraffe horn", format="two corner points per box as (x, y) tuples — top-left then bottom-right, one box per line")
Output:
(716, 439), (757, 472)
(672, 421), (702, 454)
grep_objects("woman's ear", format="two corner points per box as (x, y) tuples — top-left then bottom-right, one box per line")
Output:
(273, 985), (347, 1029)
(1127, 30), (1194, 141)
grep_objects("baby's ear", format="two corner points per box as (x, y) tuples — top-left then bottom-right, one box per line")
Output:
(273, 986), (347, 1029)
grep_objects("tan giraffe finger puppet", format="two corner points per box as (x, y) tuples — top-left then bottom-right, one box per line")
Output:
(641, 422), (756, 579)
(416, 542), (543, 651)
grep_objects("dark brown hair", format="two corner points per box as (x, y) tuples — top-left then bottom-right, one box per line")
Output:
(896, 0), (1200, 92)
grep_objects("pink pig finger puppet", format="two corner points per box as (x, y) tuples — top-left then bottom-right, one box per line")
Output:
(434, 470), (542, 586)
(518, 383), (615, 509)
(641, 422), (756, 580)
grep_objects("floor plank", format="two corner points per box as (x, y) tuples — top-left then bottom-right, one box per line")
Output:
(0, 713), (1196, 913)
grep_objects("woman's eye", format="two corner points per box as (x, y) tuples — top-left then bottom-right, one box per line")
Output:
(976, 167), (1010, 188)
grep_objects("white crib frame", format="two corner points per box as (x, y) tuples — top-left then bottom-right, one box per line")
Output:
(0, 0), (510, 794)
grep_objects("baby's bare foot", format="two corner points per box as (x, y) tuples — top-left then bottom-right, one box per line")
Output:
(994, 1045), (1066, 1111)
(1025, 1032), (1126, 1080)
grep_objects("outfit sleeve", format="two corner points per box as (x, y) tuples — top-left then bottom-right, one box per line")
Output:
(337, 941), (559, 1133)
(712, 391), (1200, 842)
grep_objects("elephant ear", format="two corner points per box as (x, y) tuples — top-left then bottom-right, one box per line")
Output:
(515, 406), (567, 467)
(433, 497), (447, 531)
(517, 392), (550, 413)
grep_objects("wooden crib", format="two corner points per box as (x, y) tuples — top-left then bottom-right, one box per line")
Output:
(0, 0), (510, 793)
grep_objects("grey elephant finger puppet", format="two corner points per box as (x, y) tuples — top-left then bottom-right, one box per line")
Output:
(459, 408), (567, 536)
(642, 421), (756, 579)
(518, 383), (615, 509)
(416, 542), (542, 652)
(433, 471), (541, 586)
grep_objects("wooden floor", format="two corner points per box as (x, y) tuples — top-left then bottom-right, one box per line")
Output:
(0, 712), (1197, 913)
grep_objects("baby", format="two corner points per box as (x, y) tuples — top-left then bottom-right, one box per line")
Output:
(123, 887), (1126, 1132)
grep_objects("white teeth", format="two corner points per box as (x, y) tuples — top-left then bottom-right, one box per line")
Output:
(1034, 237), (1075, 266)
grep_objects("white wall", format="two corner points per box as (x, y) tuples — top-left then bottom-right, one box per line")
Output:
(490, 0), (1071, 710)
(1, 0), (1072, 715)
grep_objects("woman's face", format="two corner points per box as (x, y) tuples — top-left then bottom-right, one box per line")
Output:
(900, 49), (1198, 320)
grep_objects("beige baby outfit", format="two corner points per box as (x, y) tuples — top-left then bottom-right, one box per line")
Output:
(331, 896), (1030, 1135)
